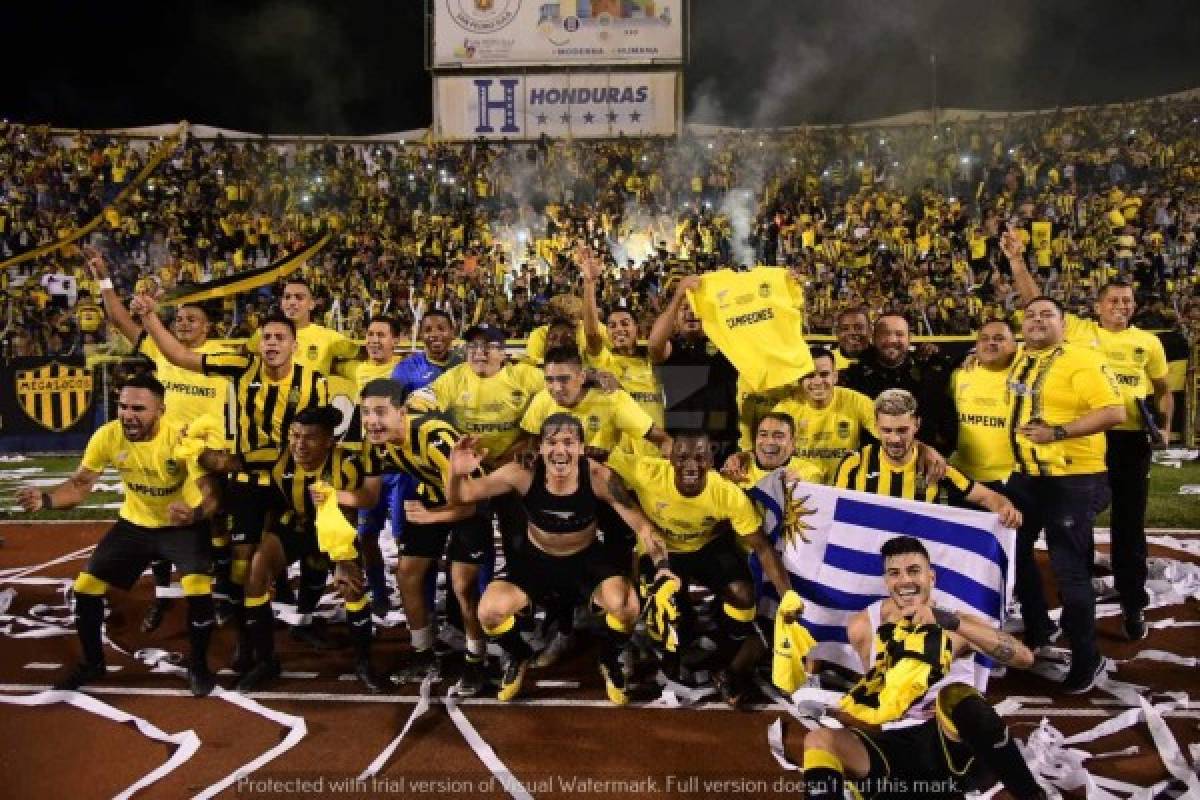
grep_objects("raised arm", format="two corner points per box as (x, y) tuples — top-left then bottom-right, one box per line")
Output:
(83, 245), (141, 344)
(999, 223), (1040, 306)
(578, 246), (607, 357)
(647, 275), (699, 364)
(130, 294), (205, 373)
(446, 436), (527, 505)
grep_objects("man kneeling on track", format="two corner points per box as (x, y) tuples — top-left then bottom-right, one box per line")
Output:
(607, 429), (798, 707)
(234, 405), (386, 693)
(16, 374), (221, 696)
(447, 413), (670, 705)
(800, 535), (1045, 800)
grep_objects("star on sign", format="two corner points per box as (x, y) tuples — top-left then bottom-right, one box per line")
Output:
(582, 112), (595, 124)
(606, 111), (619, 123)
(536, 114), (548, 125)
(630, 111), (642, 122)
(560, 113), (571, 124)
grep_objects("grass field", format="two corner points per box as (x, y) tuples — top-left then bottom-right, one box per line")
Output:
(2, 454), (1198, 528)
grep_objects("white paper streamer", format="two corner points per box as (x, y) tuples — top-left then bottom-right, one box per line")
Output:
(358, 675), (434, 780)
(444, 688), (534, 800)
(1138, 697), (1200, 798)
(0, 689), (200, 799)
(766, 718), (800, 771)
(190, 689), (308, 800)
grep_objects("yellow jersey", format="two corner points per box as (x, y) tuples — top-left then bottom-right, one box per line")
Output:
(248, 322), (359, 376)
(737, 378), (800, 451)
(81, 420), (203, 528)
(586, 346), (664, 456)
(1064, 315), (1168, 432)
(138, 335), (233, 426)
(773, 387), (878, 483)
(738, 455), (825, 488)
(520, 387), (654, 455)
(1005, 343), (1123, 476)
(429, 362), (544, 461)
(834, 444), (974, 503)
(351, 356), (402, 393)
(523, 322), (608, 366)
(948, 364), (1016, 483)
(608, 451), (761, 554)
(201, 353), (329, 467)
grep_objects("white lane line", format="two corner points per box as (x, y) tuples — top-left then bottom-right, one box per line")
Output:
(0, 683), (1197, 718)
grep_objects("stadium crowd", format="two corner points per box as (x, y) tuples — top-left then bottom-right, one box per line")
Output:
(3, 94), (1199, 800)
(2, 94), (1200, 360)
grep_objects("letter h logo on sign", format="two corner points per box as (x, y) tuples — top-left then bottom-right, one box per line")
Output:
(474, 79), (520, 133)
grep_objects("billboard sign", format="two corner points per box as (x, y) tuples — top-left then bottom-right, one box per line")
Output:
(435, 71), (678, 139)
(433, 0), (684, 67)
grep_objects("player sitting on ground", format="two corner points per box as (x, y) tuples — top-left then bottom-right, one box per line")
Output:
(800, 535), (1045, 800)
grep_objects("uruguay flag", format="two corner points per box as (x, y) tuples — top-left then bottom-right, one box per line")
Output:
(749, 474), (1016, 690)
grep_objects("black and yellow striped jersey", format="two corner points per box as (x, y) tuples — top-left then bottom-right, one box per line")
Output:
(833, 443), (973, 503)
(362, 413), (478, 507)
(270, 446), (366, 531)
(201, 353), (329, 467)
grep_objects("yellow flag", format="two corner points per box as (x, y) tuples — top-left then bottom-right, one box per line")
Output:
(687, 267), (814, 393)
(1031, 221), (1052, 252)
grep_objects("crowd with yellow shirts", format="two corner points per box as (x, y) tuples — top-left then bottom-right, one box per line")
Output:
(1, 95), (1199, 363)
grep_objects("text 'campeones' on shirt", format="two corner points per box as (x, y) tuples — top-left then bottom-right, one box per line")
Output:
(773, 387), (879, 484)
(138, 334), (233, 426)
(1064, 315), (1168, 433)
(81, 420), (203, 528)
(430, 362), (543, 461)
(607, 450), (761, 554)
(948, 364), (1016, 483)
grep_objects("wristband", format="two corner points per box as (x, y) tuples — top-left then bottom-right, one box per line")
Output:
(98, 279), (114, 291)
(41, 492), (54, 511)
(932, 607), (961, 632)
(653, 558), (669, 572)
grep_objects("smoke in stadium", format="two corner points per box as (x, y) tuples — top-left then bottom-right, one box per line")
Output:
(2, 2), (1200, 797)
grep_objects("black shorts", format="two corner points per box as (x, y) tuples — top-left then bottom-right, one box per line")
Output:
(666, 531), (752, 594)
(268, 520), (329, 570)
(496, 533), (623, 605)
(596, 502), (636, 572)
(224, 472), (284, 547)
(85, 518), (212, 591)
(848, 719), (976, 799)
(400, 513), (493, 565)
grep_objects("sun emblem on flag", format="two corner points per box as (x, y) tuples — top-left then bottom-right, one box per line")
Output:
(780, 475), (818, 546)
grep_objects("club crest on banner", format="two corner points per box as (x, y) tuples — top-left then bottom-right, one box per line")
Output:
(15, 361), (94, 432)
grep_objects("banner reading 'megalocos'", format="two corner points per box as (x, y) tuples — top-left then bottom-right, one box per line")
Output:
(435, 72), (679, 140)
(433, 0), (684, 67)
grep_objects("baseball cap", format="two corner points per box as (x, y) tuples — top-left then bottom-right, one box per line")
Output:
(462, 324), (506, 344)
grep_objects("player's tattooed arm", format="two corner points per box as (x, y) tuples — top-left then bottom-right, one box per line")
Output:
(595, 463), (668, 565)
(604, 470), (637, 509)
(953, 612), (1034, 669)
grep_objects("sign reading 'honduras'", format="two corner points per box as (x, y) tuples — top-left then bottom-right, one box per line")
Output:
(435, 72), (677, 140)
(748, 475), (1016, 687)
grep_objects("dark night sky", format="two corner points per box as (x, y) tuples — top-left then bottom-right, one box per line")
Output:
(5, 0), (1200, 135)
